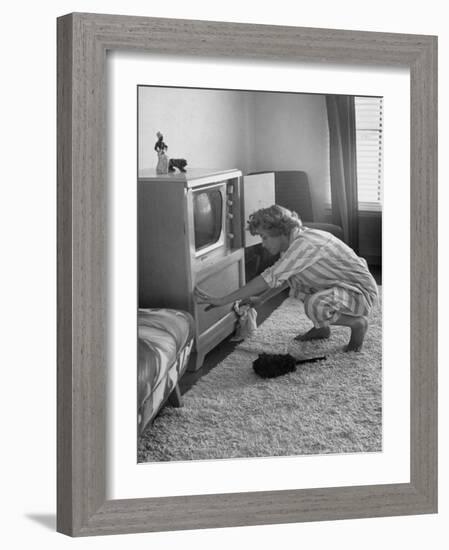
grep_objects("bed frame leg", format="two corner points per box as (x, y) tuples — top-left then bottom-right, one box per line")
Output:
(187, 351), (205, 372)
(167, 384), (183, 407)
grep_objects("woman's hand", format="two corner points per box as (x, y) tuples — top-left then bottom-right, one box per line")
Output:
(194, 286), (226, 310)
(239, 295), (263, 308)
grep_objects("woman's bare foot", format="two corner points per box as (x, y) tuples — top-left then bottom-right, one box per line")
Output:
(344, 317), (368, 352)
(294, 326), (331, 342)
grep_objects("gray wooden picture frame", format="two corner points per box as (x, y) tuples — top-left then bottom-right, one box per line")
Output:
(57, 12), (438, 537)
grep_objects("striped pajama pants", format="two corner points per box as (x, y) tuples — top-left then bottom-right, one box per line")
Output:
(303, 287), (375, 329)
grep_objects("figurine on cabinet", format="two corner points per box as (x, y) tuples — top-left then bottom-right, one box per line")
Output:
(154, 131), (169, 174)
(168, 158), (188, 172)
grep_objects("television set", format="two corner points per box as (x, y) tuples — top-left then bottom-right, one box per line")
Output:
(193, 187), (224, 254)
(138, 168), (245, 370)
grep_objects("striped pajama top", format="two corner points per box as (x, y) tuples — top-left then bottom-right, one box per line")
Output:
(260, 227), (378, 306)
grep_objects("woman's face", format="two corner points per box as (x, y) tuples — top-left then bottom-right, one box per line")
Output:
(258, 229), (290, 256)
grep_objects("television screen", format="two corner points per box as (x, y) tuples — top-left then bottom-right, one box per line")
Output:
(193, 189), (223, 251)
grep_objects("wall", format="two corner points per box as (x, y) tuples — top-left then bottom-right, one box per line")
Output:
(359, 211), (382, 266)
(138, 86), (254, 174)
(251, 92), (330, 220)
(139, 87), (330, 220)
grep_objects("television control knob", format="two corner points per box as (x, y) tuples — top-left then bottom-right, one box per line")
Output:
(227, 184), (234, 194)
(227, 233), (235, 239)
(227, 213), (234, 220)
(227, 199), (233, 206)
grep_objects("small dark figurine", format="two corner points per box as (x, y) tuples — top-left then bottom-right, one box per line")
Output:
(154, 131), (168, 154)
(168, 158), (188, 172)
(253, 353), (326, 379)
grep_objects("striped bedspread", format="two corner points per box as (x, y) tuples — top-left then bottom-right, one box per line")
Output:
(138, 308), (194, 434)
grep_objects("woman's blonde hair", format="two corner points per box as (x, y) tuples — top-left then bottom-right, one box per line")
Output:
(247, 205), (303, 237)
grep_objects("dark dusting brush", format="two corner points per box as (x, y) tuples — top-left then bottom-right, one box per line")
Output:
(253, 353), (326, 379)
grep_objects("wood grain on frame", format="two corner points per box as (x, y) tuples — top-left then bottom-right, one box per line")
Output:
(57, 12), (437, 536)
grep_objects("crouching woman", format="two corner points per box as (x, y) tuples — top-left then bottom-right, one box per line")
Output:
(195, 205), (378, 352)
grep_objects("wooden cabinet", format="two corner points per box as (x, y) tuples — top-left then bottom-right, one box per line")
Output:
(242, 172), (275, 247)
(138, 169), (245, 370)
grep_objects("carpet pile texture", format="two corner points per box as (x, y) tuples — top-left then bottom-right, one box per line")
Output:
(138, 293), (382, 462)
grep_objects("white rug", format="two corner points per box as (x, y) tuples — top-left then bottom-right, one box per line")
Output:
(138, 292), (382, 462)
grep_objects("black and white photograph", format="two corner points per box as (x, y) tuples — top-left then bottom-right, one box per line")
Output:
(3, 0), (442, 544)
(136, 86), (383, 462)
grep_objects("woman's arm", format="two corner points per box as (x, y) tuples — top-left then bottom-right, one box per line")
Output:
(195, 275), (270, 308)
(242, 281), (289, 306)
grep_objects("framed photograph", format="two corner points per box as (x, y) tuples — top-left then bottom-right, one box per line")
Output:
(57, 13), (437, 536)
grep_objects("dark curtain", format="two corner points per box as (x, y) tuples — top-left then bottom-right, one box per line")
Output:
(326, 95), (359, 252)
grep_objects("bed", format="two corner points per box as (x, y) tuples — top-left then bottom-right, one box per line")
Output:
(137, 308), (194, 435)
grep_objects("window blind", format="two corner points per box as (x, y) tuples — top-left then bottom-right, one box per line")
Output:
(355, 96), (383, 210)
